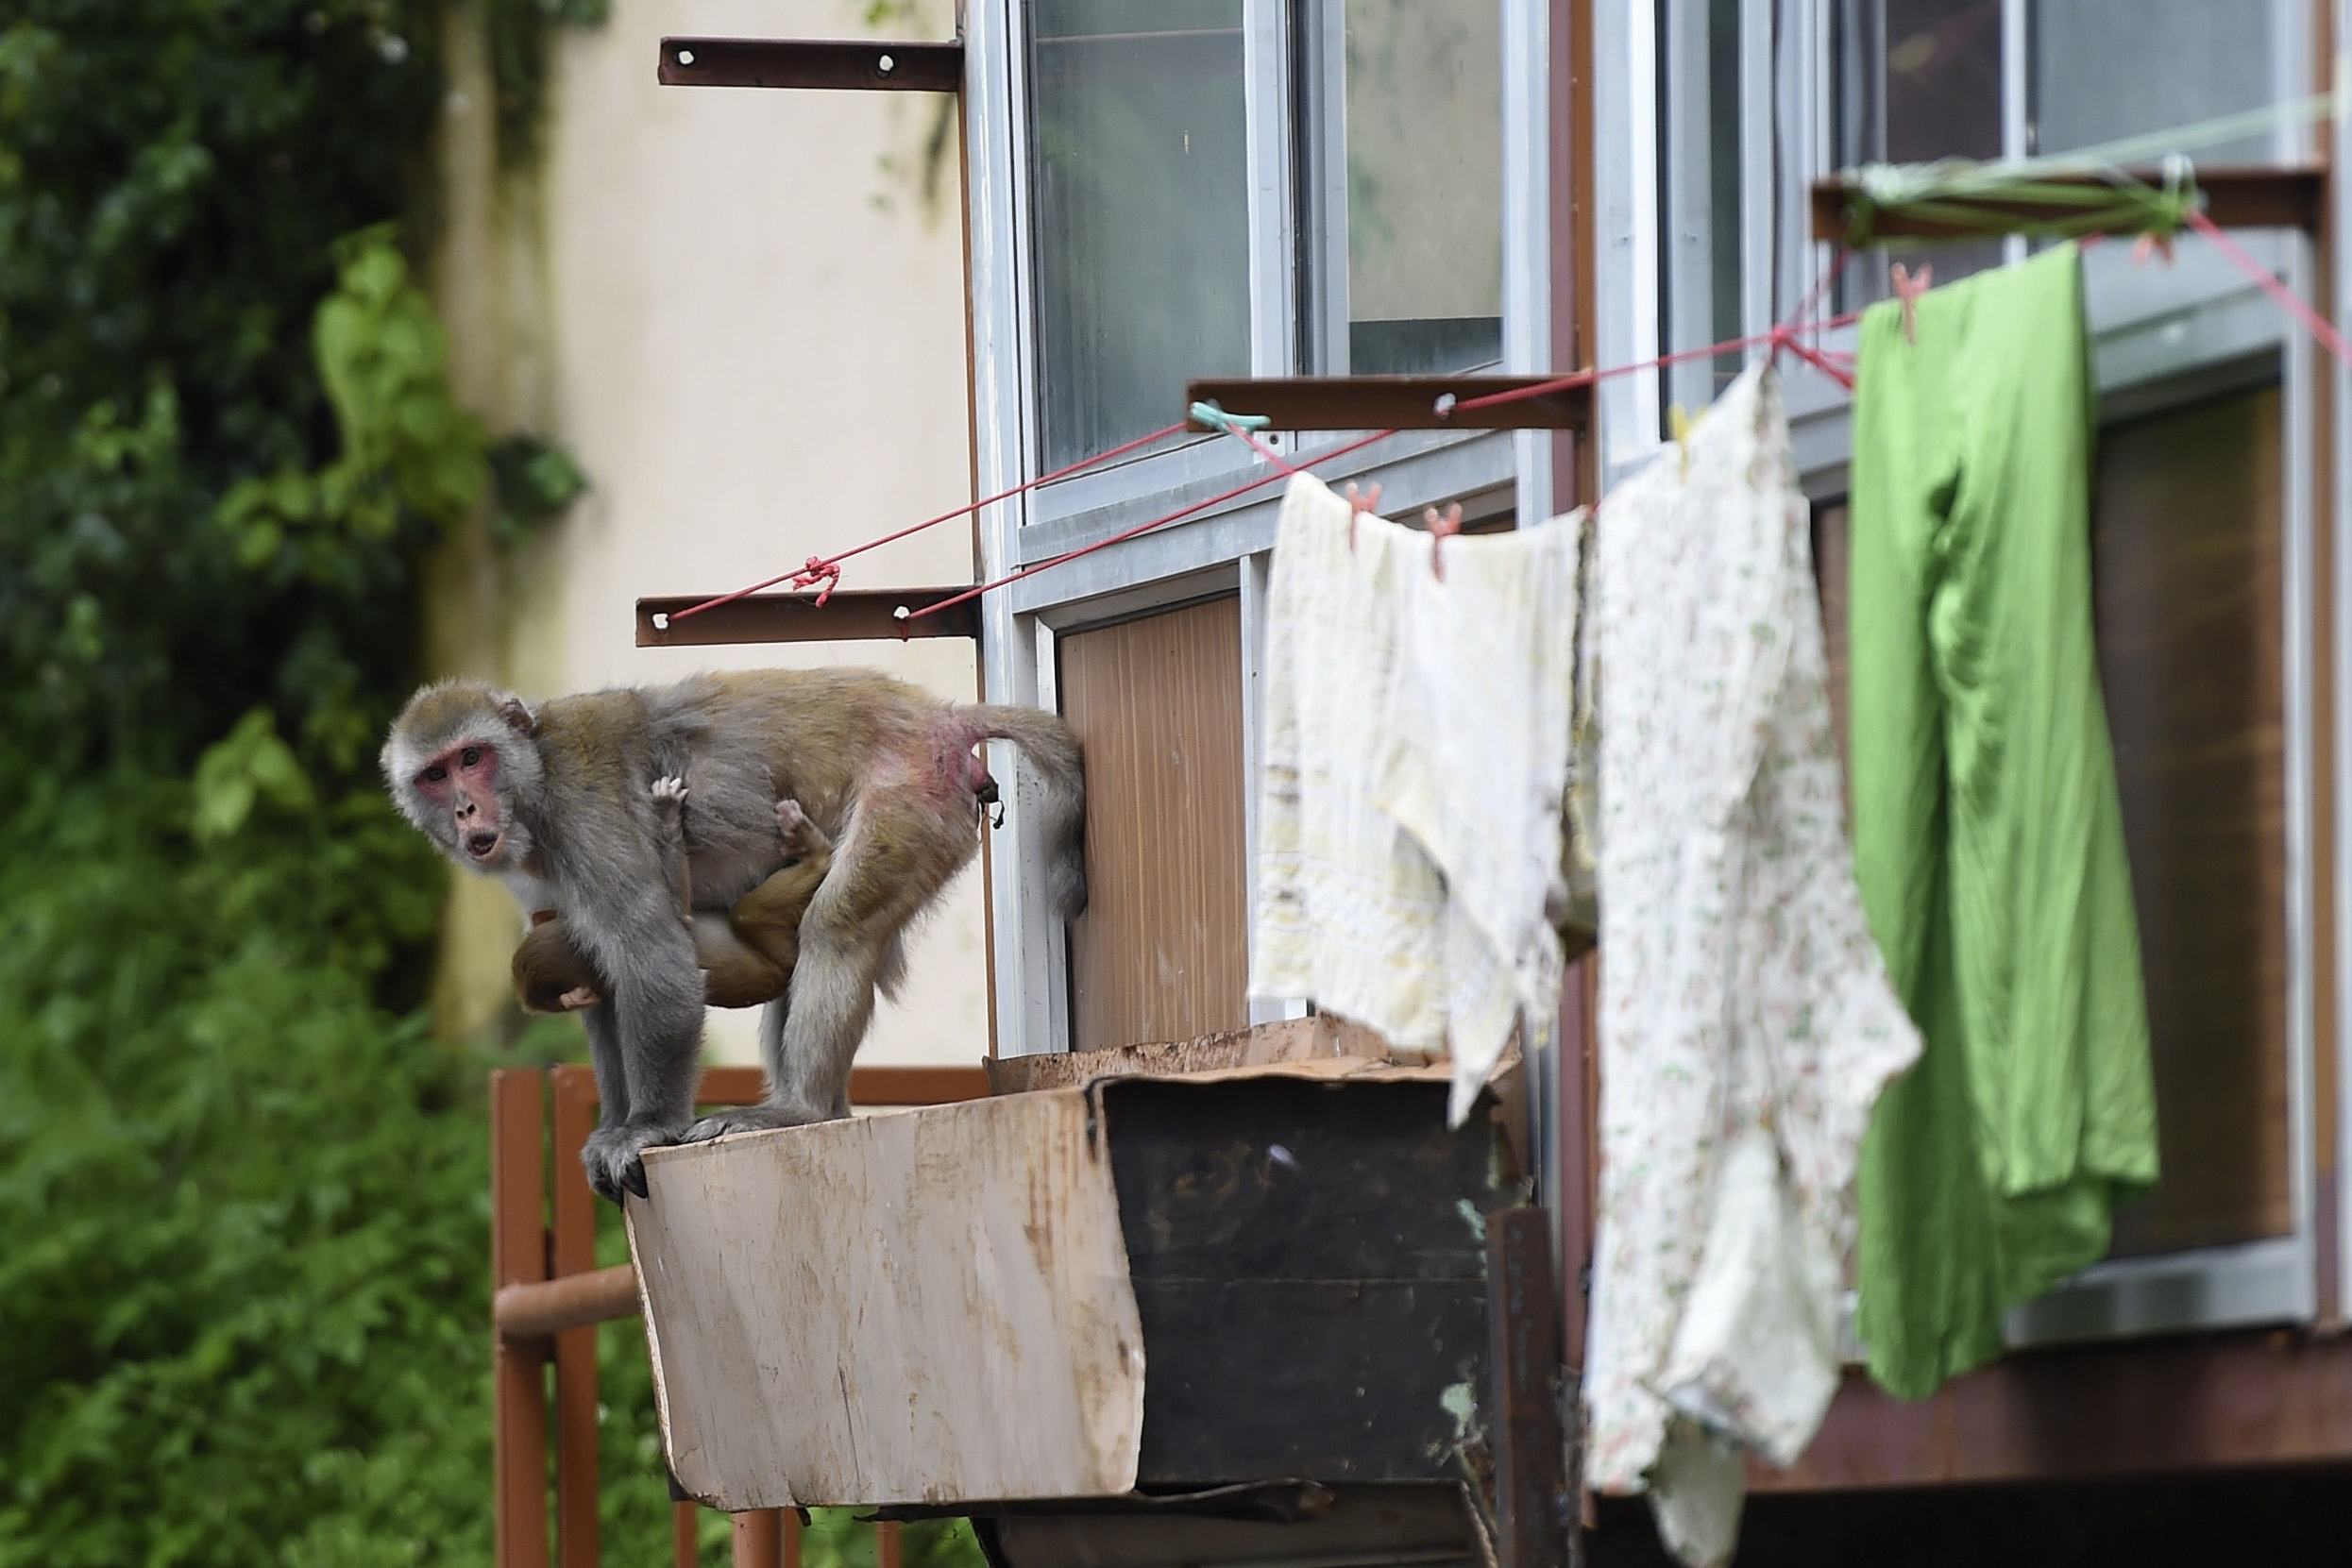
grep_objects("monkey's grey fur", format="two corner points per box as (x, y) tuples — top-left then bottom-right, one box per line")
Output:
(383, 667), (1085, 1201)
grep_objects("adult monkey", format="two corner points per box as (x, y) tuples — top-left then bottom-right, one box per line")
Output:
(382, 668), (1086, 1201)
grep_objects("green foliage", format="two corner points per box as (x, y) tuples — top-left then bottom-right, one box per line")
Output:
(478, 0), (611, 162)
(488, 433), (592, 545)
(0, 749), (489, 1568)
(0, 6), (975, 1564)
(217, 226), (492, 582)
(0, 1), (447, 771)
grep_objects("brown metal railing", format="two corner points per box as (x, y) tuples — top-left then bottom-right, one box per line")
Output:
(491, 1062), (990, 1568)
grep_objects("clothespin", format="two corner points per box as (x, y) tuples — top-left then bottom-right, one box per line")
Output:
(1667, 403), (1706, 477)
(1191, 399), (1294, 472)
(1343, 481), (1382, 552)
(1889, 261), (1933, 343)
(2136, 152), (2190, 267)
(1425, 502), (1464, 582)
(1188, 398), (1273, 436)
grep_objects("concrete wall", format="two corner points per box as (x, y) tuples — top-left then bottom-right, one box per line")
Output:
(424, 0), (988, 1071)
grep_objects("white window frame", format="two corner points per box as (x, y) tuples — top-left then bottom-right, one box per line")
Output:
(965, 0), (1556, 1067)
(1601, 0), (2326, 1341)
(2333, 0), (2352, 1326)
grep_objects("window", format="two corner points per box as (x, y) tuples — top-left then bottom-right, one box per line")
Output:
(1644, 0), (2310, 434)
(1002, 0), (1515, 545)
(966, 0), (1544, 1061)
(1026, 4), (1250, 469)
(1611, 0), (2325, 1341)
(1303, 0), (1506, 377)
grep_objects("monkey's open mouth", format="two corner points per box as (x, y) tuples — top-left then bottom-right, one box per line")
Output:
(465, 830), (504, 862)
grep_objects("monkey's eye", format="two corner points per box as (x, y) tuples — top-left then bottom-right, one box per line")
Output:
(460, 746), (482, 769)
(422, 765), (448, 784)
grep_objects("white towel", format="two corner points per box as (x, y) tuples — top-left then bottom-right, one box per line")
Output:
(1377, 512), (1582, 1123)
(1252, 474), (1448, 1049)
(1251, 471), (1585, 1124)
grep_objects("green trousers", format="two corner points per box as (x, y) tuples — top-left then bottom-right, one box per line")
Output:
(1849, 243), (2158, 1400)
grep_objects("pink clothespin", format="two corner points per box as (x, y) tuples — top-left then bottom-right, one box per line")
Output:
(2131, 229), (2176, 267)
(1425, 502), (1464, 582)
(1890, 261), (1933, 344)
(1344, 481), (1383, 553)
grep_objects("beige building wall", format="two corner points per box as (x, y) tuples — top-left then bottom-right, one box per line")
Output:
(427, 0), (989, 1071)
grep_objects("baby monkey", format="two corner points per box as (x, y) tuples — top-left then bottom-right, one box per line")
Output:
(512, 778), (832, 1015)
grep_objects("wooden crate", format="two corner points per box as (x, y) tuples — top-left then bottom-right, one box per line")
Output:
(625, 1059), (1529, 1512)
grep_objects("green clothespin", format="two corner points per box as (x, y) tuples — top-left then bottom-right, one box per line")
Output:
(1190, 399), (1274, 436)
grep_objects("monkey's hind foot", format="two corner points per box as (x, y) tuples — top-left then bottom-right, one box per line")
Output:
(679, 1099), (835, 1146)
(580, 1119), (686, 1204)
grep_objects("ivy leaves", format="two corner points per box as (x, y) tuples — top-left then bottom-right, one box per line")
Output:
(217, 227), (491, 578)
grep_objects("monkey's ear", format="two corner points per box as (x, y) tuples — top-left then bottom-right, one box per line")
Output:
(495, 695), (537, 735)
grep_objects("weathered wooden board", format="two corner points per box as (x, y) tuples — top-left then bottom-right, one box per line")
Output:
(986, 1015), (1424, 1095)
(627, 1091), (1146, 1509)
(1100, 1074), (1515, 1486)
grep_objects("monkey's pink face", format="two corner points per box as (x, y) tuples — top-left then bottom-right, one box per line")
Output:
(410, 740), (510, 865)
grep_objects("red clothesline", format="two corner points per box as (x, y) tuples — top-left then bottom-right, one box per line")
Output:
(663, 253), (1862, 632)
(673, 221), (2352, 637)
(900, 287), (1865, 629)
(665, 417), (1192, 623)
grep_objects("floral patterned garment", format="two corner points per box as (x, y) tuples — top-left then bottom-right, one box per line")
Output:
(1584, 362), (1922, 1566)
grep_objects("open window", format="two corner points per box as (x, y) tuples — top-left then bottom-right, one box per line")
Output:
(1602, 0), (2326, 1341)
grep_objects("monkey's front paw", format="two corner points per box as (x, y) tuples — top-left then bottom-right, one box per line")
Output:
(579, 1120), (685, 1203)
(678, 1101), (830, 1145)
(773, 798), (813, 857)
(650, 775), (689, 807)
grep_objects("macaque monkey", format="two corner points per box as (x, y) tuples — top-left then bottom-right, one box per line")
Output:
(382, 668), (1085, 1202)
(513, 784), (832, 1014)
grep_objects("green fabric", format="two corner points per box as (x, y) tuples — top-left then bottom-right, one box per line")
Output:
(1848, 242), (2159, 1400)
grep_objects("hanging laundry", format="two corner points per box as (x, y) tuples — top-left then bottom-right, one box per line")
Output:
(1250, 472), (1588, 1123)
(1582, 361), (1921, 1568)
(1848, 241), (2158, 1400)
(1380, 494), (1589, 1121)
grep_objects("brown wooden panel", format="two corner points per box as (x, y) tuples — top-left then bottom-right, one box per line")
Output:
(1814, 388), (2290, 1258)
(1058, 597), (1250, 1051)
(2094, 389), (2290, 1254)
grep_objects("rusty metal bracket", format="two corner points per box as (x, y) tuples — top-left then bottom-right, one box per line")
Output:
(635, 589), (980, 648)
(1186, 375), (1590, 432)
(658, 36), (962, 93)
(1809, 163), (2323, 244)
(1486, 1207), (1576, 1568)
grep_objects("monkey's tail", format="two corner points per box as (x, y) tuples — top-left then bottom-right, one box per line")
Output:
(969, 703), (1089, 919)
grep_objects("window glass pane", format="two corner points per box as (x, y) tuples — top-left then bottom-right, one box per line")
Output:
(2034, 0), (2277, 160)
(1028, 2), (1249, 470)
(1880, 0), (2003, 163)
(1337, 0), (1502, 375)
(1836, 0), (2005, 294)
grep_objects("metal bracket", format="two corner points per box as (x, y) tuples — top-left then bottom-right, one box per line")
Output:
(635, 589), (980, 648)
(658, 36), (963, 93)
